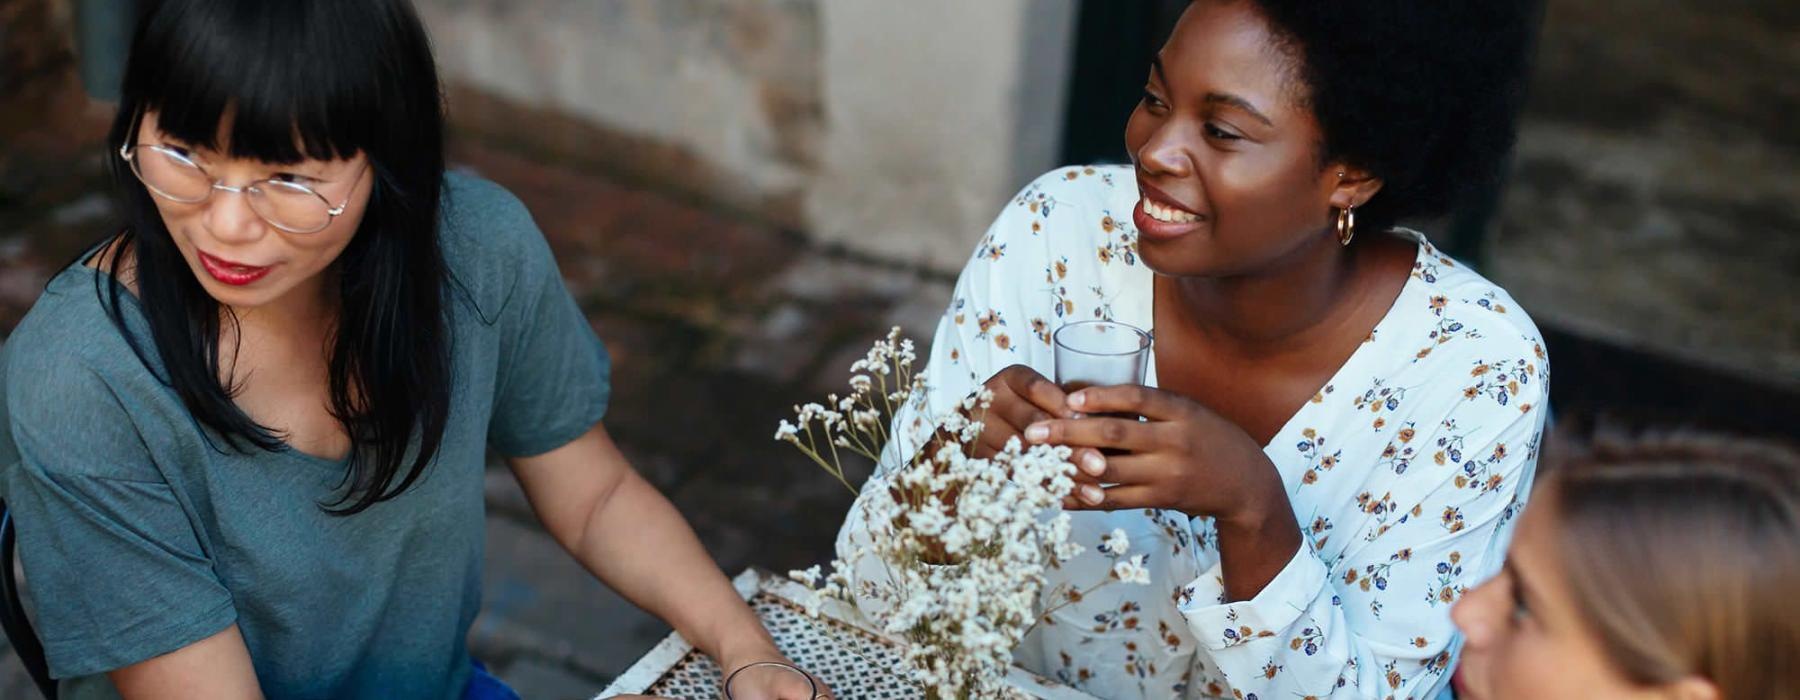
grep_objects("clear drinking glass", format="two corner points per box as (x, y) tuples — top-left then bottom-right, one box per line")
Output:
(722, 660), (819, 700)
(1053, 320), (1151, 458)
(1052, 319), (1152, 393)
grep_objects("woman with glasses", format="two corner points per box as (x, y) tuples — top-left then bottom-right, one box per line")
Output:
(0, 1), (821, 698)
(838, 1), (1546, 698)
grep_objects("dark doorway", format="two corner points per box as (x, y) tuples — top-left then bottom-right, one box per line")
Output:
(1059, 0), (1188, 167)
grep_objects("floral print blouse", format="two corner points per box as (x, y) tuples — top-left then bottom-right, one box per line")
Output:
(836, 165), (1550, 699)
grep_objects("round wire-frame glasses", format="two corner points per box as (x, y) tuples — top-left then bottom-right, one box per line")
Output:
(118, 142), (365, 234)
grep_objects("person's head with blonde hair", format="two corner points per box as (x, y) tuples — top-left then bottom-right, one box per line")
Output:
(1452, 430), (1799, 700)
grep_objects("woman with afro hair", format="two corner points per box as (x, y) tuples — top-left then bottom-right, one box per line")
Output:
(838, 1), (1549, 697)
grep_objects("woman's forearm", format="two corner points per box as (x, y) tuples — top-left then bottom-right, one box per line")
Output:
(572, 470), (779, 666)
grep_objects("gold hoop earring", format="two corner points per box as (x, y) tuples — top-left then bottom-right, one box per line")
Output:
(1336, 206), (1356, 246)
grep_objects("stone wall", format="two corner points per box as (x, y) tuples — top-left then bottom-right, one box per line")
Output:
(803, 0), (1077, 269)
(421, 1), (823, 222)
(418, 0), (1077, 272)
(1488, 0), (1799, 380)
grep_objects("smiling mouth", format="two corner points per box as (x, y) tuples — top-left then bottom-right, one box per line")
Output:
(1142, 196), (1202, 224)
(1135, 181), (1207, 226)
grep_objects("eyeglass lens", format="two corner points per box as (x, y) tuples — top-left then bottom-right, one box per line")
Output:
(131, 146), (334, 233)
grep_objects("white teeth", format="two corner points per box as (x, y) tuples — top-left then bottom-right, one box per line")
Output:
(1144, 198), (1199, 224)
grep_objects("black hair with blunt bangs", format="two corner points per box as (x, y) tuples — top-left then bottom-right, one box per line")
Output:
(101, 0), (451, 515)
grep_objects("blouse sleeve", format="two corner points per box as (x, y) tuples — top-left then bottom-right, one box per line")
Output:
(1, 356), (237, 678)
(1175, 351), (1548, 698)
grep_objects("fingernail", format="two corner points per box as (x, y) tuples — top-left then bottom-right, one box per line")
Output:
(1081, 452), (1105, 476)
(1080, 484), (1104, 505)
(1068, 392), (1087, 409)
(1025, 424), (1048, 442)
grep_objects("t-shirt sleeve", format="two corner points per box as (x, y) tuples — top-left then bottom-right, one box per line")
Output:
(1, 356), (237, 679)
(481, 193), (612, 457)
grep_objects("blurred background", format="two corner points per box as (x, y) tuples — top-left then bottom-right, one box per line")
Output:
(0, 0), (1793, 696)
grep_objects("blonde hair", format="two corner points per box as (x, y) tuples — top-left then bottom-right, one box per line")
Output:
(1541, 430), (1799, 699)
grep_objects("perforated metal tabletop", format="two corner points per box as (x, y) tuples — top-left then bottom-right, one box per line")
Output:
(597, 570), (1098, 699)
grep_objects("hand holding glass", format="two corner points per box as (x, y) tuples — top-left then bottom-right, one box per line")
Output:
(1053, 319), (1151, 464)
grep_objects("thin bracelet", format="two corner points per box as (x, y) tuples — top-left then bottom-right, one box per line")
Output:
(723, 660), (821, 699)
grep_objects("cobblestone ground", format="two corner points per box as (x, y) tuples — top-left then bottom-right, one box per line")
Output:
(0, 0), (1794, 697)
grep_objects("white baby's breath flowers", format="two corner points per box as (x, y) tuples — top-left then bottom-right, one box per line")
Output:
(778, 327), (1152, 698)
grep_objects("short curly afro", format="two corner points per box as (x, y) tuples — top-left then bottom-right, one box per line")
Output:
(1250, 0), (1543, 235)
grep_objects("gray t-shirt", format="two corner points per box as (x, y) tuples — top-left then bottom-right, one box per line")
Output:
(0, 173), (611, 699)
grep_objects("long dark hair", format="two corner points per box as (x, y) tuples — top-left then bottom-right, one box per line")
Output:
(101, 0), (452, 515)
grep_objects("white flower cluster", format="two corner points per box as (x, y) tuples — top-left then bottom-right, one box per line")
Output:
(780, 328), (1150, 698)
(774, 328), (926, 495)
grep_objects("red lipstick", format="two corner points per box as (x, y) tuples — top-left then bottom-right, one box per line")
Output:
(197, 251), (273, 286)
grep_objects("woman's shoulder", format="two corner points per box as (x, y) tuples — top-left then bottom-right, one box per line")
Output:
(1369, 232), (1550, 411)
(437, 171), (560, 322)
(1, 278), (150, 458)
(994, 165), (1137, 240)
(439, 170), (546, 261)
(4, 263), (139, 380)
(966, 164), (1143, 274)
(1015, 164), (1138, 211)
(1406, 235), (1544, 349)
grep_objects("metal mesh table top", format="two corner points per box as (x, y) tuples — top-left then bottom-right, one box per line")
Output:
(646, 592), (916, 699)
(598, 570), (1098, 700)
